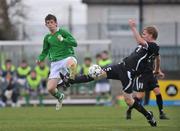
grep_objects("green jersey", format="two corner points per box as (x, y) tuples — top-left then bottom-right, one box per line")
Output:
(38, 28), (77, 62)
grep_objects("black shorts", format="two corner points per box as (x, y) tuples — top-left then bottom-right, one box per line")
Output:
(104, 63), (135, 94)
(133, 72), (159, 92)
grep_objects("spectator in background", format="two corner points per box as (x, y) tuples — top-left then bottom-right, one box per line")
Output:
(96, 53), (102, 65)
(1, 59), (19, 107)
(35, 61), (49, 94)
(1, 59), (16, 77)
(95, 51), (112, 105)
(16, 60), (31, 93)
(80, 57), (92, 75)
(25, 70), (43, 106)
(79, 57), (95, 95)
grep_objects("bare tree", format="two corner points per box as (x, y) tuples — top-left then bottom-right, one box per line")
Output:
(0, 0), (27, 40)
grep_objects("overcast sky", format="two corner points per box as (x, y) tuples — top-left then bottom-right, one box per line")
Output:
(25, 0), (87, 25)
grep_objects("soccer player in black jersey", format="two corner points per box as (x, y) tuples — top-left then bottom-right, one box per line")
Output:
(126, 37), (169, 120)
(60, 19), (158, 127)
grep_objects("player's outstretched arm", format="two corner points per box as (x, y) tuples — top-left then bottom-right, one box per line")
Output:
(37, 36), (50, 62)
(154, 55), (161, 72)
(154, 55), (165, 78)
(128, 19), (146, 46)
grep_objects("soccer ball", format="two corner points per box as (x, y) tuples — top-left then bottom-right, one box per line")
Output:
(88, 64), (102, 78)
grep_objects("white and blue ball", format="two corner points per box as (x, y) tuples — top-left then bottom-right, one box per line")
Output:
(88, 64), (102, 78)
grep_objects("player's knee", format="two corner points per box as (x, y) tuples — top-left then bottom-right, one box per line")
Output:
(69, 63), (77, 70)
(123, 94), (134, 106)
(136, 92), (145, 99)
(153, 87), (160, 95)
(125, 97), (134, 106)
(67, 58), (77, 68)
(47, 86), (54, 94)
(47, 81), (56, 93)
(47, 86), (53, 93)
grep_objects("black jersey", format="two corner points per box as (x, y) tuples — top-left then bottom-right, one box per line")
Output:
(123, 42), (159, 74)
(144, 43), (160, 72)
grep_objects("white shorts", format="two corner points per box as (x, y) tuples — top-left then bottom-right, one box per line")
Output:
(49, 56), (77, 79)
(95, 83), (111, 93)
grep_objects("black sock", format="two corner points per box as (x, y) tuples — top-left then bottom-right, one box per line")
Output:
(128, 97), (141, 111)
(156, 94), (163, 115)
(127, 106), (133, 111)
(69, 75), (94, 84)
(144, 90), (150, 105)
(134, 97), (141, 103)
(132, 100), (149, 117)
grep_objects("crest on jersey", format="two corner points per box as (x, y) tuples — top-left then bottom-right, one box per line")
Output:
(57, 35), (63, 41)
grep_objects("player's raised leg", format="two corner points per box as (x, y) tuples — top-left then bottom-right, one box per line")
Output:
(66, 57), (77, 80)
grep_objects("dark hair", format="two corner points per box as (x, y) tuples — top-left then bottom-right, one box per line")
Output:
(96, 53), (101, 58)
(21, 59), (27, 63)
(102, 50), (108, 55)
(30, 70), (36, 73)
(144, 26), (158, 40)
(45, 14), (57, 23)
(84, 57), (92, 61)
(5, 59), (12, 63)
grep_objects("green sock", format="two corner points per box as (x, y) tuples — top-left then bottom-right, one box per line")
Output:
(96, 96), (101, 102)
(53, 89), (64, 100)
(25, 95), (30, 105)
(39, 95), (43, 106)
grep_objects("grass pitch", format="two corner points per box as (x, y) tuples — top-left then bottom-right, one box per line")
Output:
(0, 106), (179, 131)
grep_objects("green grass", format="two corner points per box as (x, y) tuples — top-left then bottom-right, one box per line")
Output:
(0, 106), (179, 131)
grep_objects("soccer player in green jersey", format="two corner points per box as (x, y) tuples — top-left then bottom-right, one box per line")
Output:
(37, 14), (78, 110)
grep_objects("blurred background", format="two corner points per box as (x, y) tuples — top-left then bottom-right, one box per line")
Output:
(0, 0), (180, 107)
